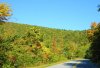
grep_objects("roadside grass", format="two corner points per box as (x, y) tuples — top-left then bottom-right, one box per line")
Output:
(26, 60), (68, 68)
(26, 58), (83, 68)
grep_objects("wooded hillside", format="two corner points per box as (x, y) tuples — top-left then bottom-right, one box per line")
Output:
(0, 22), (90, 68)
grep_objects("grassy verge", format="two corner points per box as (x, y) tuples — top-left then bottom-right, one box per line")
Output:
(26, 58), (83, 68)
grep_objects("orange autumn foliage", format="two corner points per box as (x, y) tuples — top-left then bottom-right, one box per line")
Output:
(91, 22), (97, 29)
(87, 22), (98, 41)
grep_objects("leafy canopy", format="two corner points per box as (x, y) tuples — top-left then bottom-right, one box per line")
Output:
(0, 3), (12, 22)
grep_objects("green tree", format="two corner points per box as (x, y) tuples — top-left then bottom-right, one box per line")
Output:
(86, 22), (100, 63)
(89, 23), (100, 63)
(98, 5), (100, 12)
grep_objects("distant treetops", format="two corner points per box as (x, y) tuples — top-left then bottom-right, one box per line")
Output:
(0, 3), (12, 22)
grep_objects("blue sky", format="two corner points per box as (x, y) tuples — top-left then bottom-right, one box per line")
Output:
(0, 0), (100, 30)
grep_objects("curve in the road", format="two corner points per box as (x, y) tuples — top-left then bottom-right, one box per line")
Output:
(47, 59), (99, 68)
(74, 59), (99, 68)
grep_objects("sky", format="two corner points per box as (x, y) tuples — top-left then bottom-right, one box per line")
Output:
(0, 0), (100, 30)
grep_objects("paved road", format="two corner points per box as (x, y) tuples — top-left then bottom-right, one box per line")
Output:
(47, 59), (99, 68)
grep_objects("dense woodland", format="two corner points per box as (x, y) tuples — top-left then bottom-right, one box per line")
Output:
(0, 22), (90, 68)
(0, 2), (100, 68)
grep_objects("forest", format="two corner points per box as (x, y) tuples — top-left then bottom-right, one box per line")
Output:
(0, 22), (90, 68)
(0, 2), (100, 68)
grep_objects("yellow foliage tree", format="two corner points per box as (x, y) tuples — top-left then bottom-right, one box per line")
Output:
(0, 3), (12, 22)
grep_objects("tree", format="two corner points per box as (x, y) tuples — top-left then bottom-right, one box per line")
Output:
(86, 22), (100, 63)
(91, 22), (97, 29)
(0, 3), (12, 22)
(86, 22), (97, 41)
(90, 23), (100, 63)
(98, 5), (100, 12)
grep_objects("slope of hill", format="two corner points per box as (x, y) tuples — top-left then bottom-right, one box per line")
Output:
(0, 22), (90, 68)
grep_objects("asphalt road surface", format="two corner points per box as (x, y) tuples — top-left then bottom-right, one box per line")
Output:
(47, 59), (99, 68)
